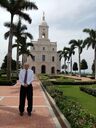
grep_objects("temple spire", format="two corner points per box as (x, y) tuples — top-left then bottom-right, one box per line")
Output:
(42, 11), (45, 21)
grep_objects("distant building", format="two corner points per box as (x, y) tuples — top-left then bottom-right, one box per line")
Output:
(27, 13), (61, 74)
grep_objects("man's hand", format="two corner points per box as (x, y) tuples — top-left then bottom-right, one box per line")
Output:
(24, 84), (28, 87)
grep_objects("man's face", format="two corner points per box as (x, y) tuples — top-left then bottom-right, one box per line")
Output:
(24, 64), (29, 70)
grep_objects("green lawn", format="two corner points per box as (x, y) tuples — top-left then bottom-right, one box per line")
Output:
(56, 85), (96, 116)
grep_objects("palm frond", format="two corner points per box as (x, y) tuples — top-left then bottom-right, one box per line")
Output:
(28, 53), (34, 60)
(83, 28), (90, 33)
(20, 25), (27, 31)
(90, 29), (96, 40)
(4, 31), (10, 39)
(21, 32), (33, 39)
(0, 0), (9, 8)
(26, 42), (33, 47)
(4, 22), (11, 28)
(12, 44), (17, 48)
(19, 1), (38, 10)
(69, 40), (77, 45)
(16, 10), (32, 24)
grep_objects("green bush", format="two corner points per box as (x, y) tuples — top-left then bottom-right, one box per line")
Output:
(42, 81), (96, 128)
(0, 76), (17, 85)
(38, 74), (50, 80)
(51, 80), (96, 85)
(0, 80), (12, 85)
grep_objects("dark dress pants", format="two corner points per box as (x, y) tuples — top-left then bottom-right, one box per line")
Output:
(19, 84), (33, 113)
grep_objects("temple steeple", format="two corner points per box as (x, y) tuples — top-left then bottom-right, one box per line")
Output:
(42, 12), (45, 21)
(39, 12), (49, 40)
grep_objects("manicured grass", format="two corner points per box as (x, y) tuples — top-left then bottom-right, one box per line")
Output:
(56, 76), (75, 82)
(55, 85), (96, 116)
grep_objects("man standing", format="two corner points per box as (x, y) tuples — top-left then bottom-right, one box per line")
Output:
(19, 63), (34, 116)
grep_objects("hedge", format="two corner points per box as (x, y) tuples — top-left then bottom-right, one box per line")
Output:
(0, 77), (17, 86)
(51, 80), (96, 85)
(80, 87), (96, 97)
(42, 81), (96, 128)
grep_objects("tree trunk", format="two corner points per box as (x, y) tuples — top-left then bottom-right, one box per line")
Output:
(70, 56), (72, 75)
(94, 45), (96, 79)
(78, 47), (81, 77)
(16, 40), (19, 77)
(7, 14), (14, 80)
(22, 54), (27, 65)
(64, 58), (66, 73)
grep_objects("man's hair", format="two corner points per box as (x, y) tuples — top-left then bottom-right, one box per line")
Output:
(24, 62), (29, 67)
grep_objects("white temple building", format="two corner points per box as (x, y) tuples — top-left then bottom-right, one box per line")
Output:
(27, 14), (61, 74)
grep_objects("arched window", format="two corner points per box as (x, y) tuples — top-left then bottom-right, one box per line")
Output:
(43, 47), (45, 50)
(52, 56), (55, 62)
(32, 56), (35, 61)
(31, 66), (35, 73)
(41, 65), (46, 73)
(51, 67), (55, 74)
(42, 55), (45, 61)
(52, 48), (54, 51)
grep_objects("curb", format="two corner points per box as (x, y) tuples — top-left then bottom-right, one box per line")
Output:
(40, 81), (62, 128)
(40, 82), (71, 128)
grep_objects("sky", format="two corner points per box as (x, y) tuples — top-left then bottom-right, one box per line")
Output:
(0, 0), (96, 73)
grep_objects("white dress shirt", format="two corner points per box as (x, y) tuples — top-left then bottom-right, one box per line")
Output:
(19, 68), (34, 86)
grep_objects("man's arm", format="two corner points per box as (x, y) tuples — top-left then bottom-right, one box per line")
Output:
(19, 70), (24, 85)
(28, 70), (34, 85)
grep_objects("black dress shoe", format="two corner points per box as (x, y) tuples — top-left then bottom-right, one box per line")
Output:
(28, 112), (31, 116)
(20, 112), (23, 116)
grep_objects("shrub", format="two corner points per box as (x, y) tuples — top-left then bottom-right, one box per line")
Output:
(42, 81), (96, 128)
(51, 80), (96, 85)
(80, 87), (96, 97)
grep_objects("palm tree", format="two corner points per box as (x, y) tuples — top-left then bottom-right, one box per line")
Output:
(0, 0), (38, 80)
(69, 39), (83, 77)
(4, 18), (33, 75)
(68, 46), (75, 75)
(18, 36), (33, 65)
(83, 28), (96, 79)
(58, 47), (69, 73)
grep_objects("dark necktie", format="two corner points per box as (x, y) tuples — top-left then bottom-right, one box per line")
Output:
(24, 70), (28, 84)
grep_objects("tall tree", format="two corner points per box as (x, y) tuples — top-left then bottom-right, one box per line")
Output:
(1, 55), (18, 71)
(0, 0), (38, 80)
(58, 47), (69, 73)
(83, 28), (96, 79)
(69, 39), (83, 77)
(68, 46), (75, 75)
(15, 36), (33, 65)
(73, 62), (78, 74)
(80, 59), (88, 74)
(4, 18), (33, 75)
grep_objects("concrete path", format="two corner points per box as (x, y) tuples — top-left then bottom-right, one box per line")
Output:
(0, 80), (63, 128)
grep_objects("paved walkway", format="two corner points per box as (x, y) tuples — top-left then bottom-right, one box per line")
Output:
(0, 80), (62, 128)
(63, 75), (96, 81)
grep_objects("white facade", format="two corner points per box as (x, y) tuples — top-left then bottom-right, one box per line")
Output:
(27, 14), (61, 74)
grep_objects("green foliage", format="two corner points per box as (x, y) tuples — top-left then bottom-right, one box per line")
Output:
(55, 76), (75, 82)
(42, 81), (96, 128)
(80, 87), (96, 97)
(38, 74), (50, 80)
(0, 77), (17, 85)
(73, 62), (78, 71)
(62, 64), (67, 69)
(80, 59), (88, 70)
(1, 55), (19, 70)
(92, 60), (95, 74)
